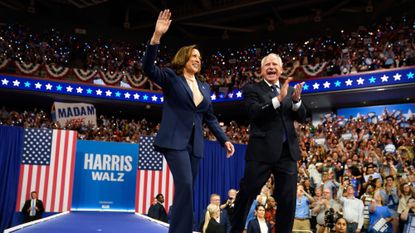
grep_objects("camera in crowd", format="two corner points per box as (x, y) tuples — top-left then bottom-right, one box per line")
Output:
(324, 208), (341, 229)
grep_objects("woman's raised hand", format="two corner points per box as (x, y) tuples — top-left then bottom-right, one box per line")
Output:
(151, 9), (172, 44)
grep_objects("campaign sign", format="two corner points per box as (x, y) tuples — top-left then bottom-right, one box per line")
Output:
(52, 102), (97, 127)
(72, 140), (139, 211)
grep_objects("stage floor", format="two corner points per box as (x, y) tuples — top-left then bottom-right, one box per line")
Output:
(7, 212), (168, 233)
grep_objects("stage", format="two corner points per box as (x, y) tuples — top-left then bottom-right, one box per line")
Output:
(4, 212), (169, 233)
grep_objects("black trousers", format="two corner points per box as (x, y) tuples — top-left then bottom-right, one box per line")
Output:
(231, 142), (297, 233)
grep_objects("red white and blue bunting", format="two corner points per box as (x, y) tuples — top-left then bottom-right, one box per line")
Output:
(45, 64), (70, 78)
(98, 70), (123, 85)
(124, 73), (148, 88)
(14, 61), (41, 75)
(73, 68), (98, 81)
(302, 62), (328, 77)
(282, 65), (297, 78)
(0, 57), (9, 70)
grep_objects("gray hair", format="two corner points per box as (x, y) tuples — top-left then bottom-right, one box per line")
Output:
(261, 53), (283, 68)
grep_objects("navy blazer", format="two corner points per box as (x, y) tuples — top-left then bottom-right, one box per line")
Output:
(243, 80), (307, 162)
(142, 44), (229, 157)
(247, 218), (271, 233)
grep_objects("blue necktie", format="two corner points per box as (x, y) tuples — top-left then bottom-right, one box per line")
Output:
(271, 85), (278, 96)
(271, 85), (287, 142)
(30, 199), (36, 216)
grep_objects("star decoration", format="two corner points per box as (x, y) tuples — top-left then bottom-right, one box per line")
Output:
(96, 89), (102, 95)
(160, 97), (164, 102)
(133, 93), (140, 99)
(303, 84), (309, 90)
(312, 82), (320, 90)
(345, 79), (353, 86)
(356, 77), (365, 85)
(56, 85), (62, 91)
(152, 95), (158, 101)
(236, 91), (242, 98)
(334, 80), (341, 87)
(45, 83), (53, 90)
(393, 73), (401, 81)
(323, 81), (331, 88)
(76, 87), (83, 93)
(1, 78), (9, 85)
(211, 94), (216, 100)
(369, 77), (376, 83)
(380, 75), (389, 82)
(143, 95), (148, 100)
(35, 82), (42, 89)
(228, 93), (234, 98)
(66, 86), (73, 92)
(407, 72), (414, 79)
(105, 90), (112, 96)
(86, 88), (92, 94)
(124, 92), (130, 98)
(115, 91), (121, 97)
(13, 80), (20, 86)
(24, 81), (31, 87)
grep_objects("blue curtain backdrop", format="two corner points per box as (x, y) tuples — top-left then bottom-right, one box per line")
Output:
(0, 126), (24, 232)
(193, 140), (247, 228)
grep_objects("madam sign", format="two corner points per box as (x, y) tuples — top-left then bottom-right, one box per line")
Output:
(52, 102), (97, 127)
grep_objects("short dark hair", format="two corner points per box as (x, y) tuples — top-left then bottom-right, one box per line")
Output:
(255, 204), (266, 211)
(156, 193), (164, 200)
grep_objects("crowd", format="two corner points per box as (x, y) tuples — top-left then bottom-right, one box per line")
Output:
(1, 105), (414, 232)
(0, 106), (250, 143)
(1, 16), (414, 93)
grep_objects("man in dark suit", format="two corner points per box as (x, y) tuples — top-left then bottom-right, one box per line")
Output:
(21, 191), (44, 223)
(200, 194), (232, 233)
(230, 53), (306, 233)
(148, 194), (168, 223)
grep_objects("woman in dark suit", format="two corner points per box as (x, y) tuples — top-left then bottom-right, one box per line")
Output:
(202, 204), (225, 233)
(142, 9), (235, 233)
(247, 205), (272, 233)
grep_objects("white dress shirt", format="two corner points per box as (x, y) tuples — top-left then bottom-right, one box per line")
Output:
(337, 189), (364, 230)
(258, 218), (269, 233)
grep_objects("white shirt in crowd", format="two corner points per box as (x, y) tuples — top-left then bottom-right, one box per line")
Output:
(337, 189), (364, 230)
(384, 143), (396, 153)
(258, 218), (269, 233)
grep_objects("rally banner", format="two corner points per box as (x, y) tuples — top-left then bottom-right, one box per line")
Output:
(51, 102), (97, 127)
(71, 140), (139, 211)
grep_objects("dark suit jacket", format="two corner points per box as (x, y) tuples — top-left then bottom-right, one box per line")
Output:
(247, 218), (272, 233)
(243, 80), (307, 162)
(206, 218), (225, 233)
(142, 44), (229, 157)
(21, 199), (44, 222)
(147, 202), (168, 223)
(200, 209), (232, 233)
